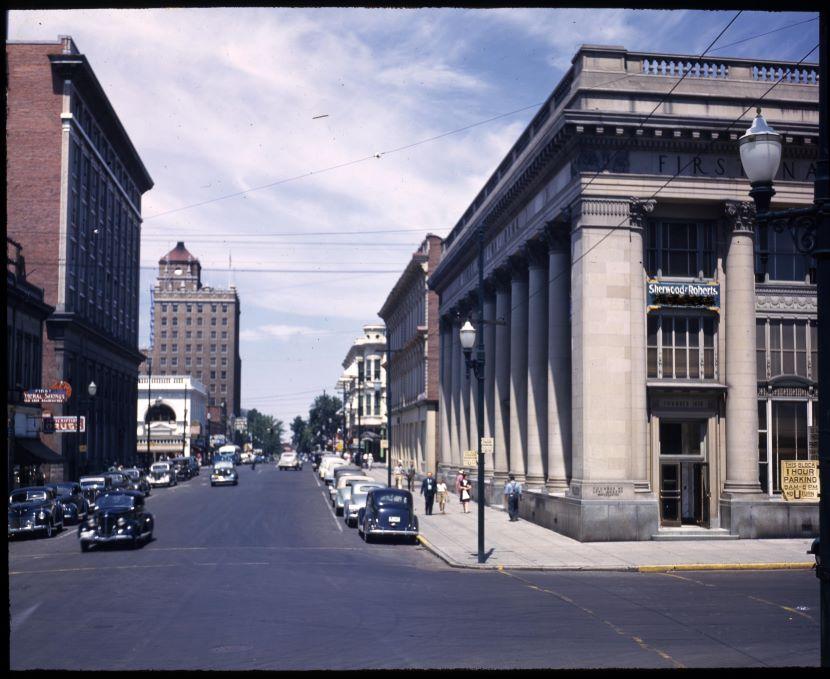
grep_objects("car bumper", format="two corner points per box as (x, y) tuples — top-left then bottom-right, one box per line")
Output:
(211, 477), (237, 485)
(148, 479), (172, 486)
(365, 527), (419, 537)
(78, 528), (140, 544)
(9, 524), (48, 535)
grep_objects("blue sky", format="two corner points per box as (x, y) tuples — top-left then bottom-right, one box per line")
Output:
(9, 8), (820, 427)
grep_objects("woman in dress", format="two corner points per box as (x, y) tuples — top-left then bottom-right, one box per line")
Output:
(459, 472), (472, 514)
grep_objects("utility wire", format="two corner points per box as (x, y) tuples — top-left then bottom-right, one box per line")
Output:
(497, 40), (821, 322)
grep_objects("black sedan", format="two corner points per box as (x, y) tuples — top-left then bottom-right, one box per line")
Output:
(8, 486), (64, 538)
(78, 490), (154, 552)
(121, 468), (151, 496)
(47, 482), (89, 524)
(357, 488), (419, 544)
(79, 475), (112, 511)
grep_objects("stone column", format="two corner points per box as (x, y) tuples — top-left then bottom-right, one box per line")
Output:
(450, 313), (462, 467)
(483, 281), (497, 472)
(723, 201), (763, 495)
(545, 218), (571, 493)
(509, 252), (529, 481)
(493, 268), (511, 480)
(525, 240), (548, 489)
(438, 318), (451, 469)
(629, 199), (654, 492)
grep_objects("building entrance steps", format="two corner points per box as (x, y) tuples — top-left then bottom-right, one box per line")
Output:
(359, 465), (814, 571)
(650, 527), (739, 541)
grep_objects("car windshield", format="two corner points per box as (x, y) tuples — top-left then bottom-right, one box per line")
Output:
(10, 490), (48, 503)
(96, 494), (134, 510)
(374, 492), (409, 506)
(123, 470), (139, 479)
(151, 465), (169, 472)
(80, 478), (106, 486)
(355, 484), (382, 494)
(56, 483), (77, 494)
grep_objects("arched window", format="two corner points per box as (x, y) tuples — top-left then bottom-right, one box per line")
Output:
(145, 402), (176, 423)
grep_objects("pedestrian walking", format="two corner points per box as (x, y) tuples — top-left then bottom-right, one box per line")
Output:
(436, 477), (449, 513)
(406, 464), (416, 492)
(503, 473), (523, 521)
(459, 473), (472, 514)
(420, 471), (437, 515)
(393, 461), (404, 489)
(454, 469), (464, 496)
(366, 452), (374, 470)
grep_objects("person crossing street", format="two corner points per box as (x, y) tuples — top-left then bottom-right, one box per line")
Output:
(420, 471), (437, 515)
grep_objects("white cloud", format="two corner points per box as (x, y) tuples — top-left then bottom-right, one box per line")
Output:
(241, 324), (328, 342)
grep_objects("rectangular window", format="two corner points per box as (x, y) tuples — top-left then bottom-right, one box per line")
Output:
(211, 318), (217, 326)
(770, 401), (809, 493)
(647, 221), (716, 278)
(172, 330), (178, 339)
(197, 331), (203, 339)
(211, 344), (217, 352)
(766, 319), (810, 378)
(222, 331), (228, 340)
(221, 344), (227, 353)
(161, 344), (167, 352)
(186, 317), (192, 325)
(756, 320), (767, 380)
(222, 304), (228, 312)
(186, 344), (192, 352)
(161, 331), (167, 339)
(211, 305), (217, 312)
(211, 371), (216, 379)
(221, 371), (227, 379)
(171, 344), (178, 352)
(197, 344), (203, 352)
(758, 401), (769, 492)
(172, 317), (178, 326)
(756, 224), (815, 282)
(171, 357), (178, 366)
(222, 317), (228, 326)
(197, 317), (203, 326)
(211, 331), (217, 339)
(647, 313), (717, 380)
(161, 317), (167, 326)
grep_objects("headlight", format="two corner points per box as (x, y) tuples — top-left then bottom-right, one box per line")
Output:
(86, 517), (96, 528)
(117, 517), (127, 527)
(38, 511), (46, 520)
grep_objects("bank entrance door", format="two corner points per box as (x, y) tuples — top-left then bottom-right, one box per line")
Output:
(659, 420), (709, 527)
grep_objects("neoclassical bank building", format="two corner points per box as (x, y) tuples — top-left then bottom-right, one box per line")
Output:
(429, 44), (819, 541)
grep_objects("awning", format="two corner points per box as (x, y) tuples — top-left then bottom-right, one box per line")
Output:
(15, 438), (64, 464)
(361, 431), (381, 441)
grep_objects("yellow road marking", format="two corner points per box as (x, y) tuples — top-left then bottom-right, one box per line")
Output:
(639, 562), (813, 573)
(749, 596), (815, 621)
(498, 569), (685, 669)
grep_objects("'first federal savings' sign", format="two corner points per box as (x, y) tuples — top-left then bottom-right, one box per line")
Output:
(647, 280), (720, 312)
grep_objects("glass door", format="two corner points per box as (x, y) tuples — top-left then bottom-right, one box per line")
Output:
(660, 462), (681, 527)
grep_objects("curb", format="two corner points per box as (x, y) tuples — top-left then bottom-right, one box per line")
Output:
(416, 536), (814, 573)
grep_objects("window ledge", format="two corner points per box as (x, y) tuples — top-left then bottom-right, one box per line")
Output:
(647, 381), (726, 390)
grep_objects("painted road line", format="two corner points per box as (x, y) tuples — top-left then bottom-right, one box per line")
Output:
(322, 489), (344, 533)
(10, 563), (179, 576)
(639, 562), (814, 573)
(749, 595), (816, 621)
(10, 603), (41, 631)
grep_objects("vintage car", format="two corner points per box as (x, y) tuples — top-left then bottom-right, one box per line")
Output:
(277, 451), (302, 471)
(333, 475), (375, 515)
(103, 471), (131, 491)
(343, 481), (386, 527)
(358, 488), (419, 543)
(78, 490), (154, 552)
(171, 457), (192, 481)
(318, 455), (346, 481)
(324, 461), (358, 487)
(121, 468), (151, 496)
(47, 482), (89, 524)
(8, 486), (65, 538)
(211, 461), (238, 486)
(148, 461), (178, 488)
(79, 475), (113, 511)
(328, 466), (363, 496)
(187, 457), (200, 476)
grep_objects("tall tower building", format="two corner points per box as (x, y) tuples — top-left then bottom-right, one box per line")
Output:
(149, 242), (241, 423)
(6, 36), (154, 478)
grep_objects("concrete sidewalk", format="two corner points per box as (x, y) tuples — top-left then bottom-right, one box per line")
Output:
(361, 466), (815, 572)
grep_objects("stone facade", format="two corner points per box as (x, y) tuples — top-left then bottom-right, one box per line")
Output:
(136, 375), (208, 461)
(378, 235), (442, 473)
(429, 44), (819, 541)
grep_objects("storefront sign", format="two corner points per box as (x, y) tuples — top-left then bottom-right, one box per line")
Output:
(24, 383), (72, 403)
(647, 280), (719, 311)
(780, 460), (819, 501)
(52, 416), (85, 432)
(656, 398), (711, 411)
(463, 450), (478, 467)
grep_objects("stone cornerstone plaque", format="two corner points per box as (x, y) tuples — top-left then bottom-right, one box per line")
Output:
(780, 460), (820, 502)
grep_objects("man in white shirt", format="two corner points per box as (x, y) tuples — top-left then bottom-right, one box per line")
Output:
(503, 474), (522, 521)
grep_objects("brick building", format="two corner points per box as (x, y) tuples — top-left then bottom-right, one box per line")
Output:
(6, 36), (154, 478)
(147, 242), (242, 425)
(378, 234), (442, 474)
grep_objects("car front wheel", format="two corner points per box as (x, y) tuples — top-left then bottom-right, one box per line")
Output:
(80, 541), (91, 553)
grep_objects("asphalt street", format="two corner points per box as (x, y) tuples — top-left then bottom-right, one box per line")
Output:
(8, 463), (821, 669)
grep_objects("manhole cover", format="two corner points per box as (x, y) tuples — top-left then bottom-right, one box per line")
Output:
(212, 644), (252, 654)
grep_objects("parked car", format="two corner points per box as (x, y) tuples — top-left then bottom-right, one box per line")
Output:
(211, 460), (238, 486)
(187, 457), (200, 476)
(148, 462), (177, 488)
(328, 466), (365, 500)
(8, 486), (64, 538)
(318, 455), (345, 481)
(333, 475), (375, 516)
(47, 482), (89, 524)
(358, 488), (419, 543)
(278, 451), (303, 471)
(78, 490), (154, 552)
(344, 482), (387, 527)
(121, 468), (151, 496)
(171, 457), (192, 481)
(324, 460), (354, 486)
(79, 475), (113, 510)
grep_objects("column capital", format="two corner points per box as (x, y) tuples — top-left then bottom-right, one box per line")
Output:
(628, 197), (656, 231)
(483, 277), (497, 297)
(525, 238), (549, 268)
(493, 266), (512, 292)
(543, 215), (571, 253)
(722, 200), (756, 235)
(508, 249), (528, 277)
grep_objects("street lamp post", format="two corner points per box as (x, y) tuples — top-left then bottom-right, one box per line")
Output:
(85, 381), (97, 475)
(459, 217), (487, 564)
(146, 358), (152, 463)
(387, 344), (392, 488)
(356, 357), (364, 463)
(182, 381), (189, 458)
(738, 16), (828, 664)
